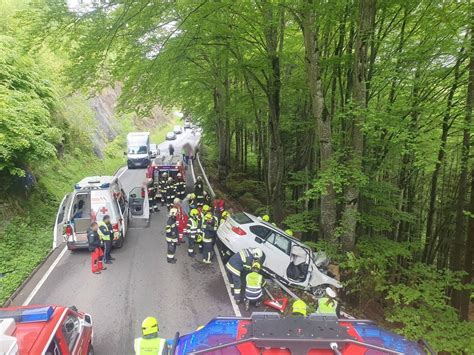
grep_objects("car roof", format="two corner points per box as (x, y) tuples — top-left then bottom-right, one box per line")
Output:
(1, 305), (67, 354)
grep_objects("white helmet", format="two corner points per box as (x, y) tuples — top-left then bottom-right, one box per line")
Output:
(169, 208), (178, 216)
(326, 287), (336, 298)
(251, 248), (263, 260)
(173, 197), (181, 205)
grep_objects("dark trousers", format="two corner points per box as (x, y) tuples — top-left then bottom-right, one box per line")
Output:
(226, 269), (242, 301)
(167, 240), (176, 260)
(203, 241), (213, 262)
(103, 240), (112, 262)
(187, 236), (195, 255)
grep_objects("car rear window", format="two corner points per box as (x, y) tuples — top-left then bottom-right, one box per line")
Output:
(231, 212), (253, 224)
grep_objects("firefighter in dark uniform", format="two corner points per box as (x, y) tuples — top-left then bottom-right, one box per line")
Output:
(202, 212), (215, 264)
(194, 176), (205, 207)
(203, 191), (212, 207)
(185, 208), (200, 257)
(165, 208), (178, 264)
(165, 177), (176, 211)
(147, 178), (159, 213)
(175, 172), (186, 201)
(158, 172), (168, 206)
(225, 248), (264, 303)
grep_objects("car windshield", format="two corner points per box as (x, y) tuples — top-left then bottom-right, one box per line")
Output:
(128, 146), (147, 154)
(231, 212), (253, 224)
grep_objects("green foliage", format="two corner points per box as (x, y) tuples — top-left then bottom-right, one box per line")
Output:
(385, 264), (474, 353)
(225, 173), (266, 201)
(0, 35), (62, 176)
(283, 211), (319, 233)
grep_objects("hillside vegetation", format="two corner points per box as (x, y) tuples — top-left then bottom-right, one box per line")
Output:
(0, 1), (175, 305)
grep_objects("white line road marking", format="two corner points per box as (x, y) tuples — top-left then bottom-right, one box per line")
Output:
(214, 245), (242, 317)
(116, 166), (128, 179)
(23, 246), (68, 305)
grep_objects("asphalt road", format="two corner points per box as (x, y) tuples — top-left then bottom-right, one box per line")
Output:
(11, 128), (234, 354)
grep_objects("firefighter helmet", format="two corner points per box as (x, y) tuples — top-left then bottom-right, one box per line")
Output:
(285, 229), (294, 236)
(205, 212), (213, 220)
(251, 248), (264, 260)
(190, 209), (199, 217)
(326, 287), (336, 298)
(141, 317), (159, 336)
(202, 205), (210, 212)
(262, 214), (270, 222)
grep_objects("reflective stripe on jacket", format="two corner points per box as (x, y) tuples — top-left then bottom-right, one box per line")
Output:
(134, 337), (166, 355)
(186, 217), (199, 238)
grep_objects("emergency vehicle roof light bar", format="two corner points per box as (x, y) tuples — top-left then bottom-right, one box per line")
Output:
(0, 307), (54, 323)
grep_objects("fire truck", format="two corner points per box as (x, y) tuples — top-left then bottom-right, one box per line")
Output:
(0, 305), (93, 355)
(170, 312), (432, 355)
(146, 155), (185, 183)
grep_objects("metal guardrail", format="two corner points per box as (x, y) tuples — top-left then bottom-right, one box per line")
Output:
(195, 149), (215, 199)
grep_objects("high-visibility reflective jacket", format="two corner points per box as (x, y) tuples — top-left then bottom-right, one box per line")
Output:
(316, 297), (338, 315)
(134, 336), (166, 355)
(245, 272), (265, 300)
(175, 179), (186, 196)
(185, 217), (200, 239)
(226, 249), (254, 276)
(98, 222), (112, 241)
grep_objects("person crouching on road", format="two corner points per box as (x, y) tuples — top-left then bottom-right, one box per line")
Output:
(244, 262), (266, 311)
(98, 215), (115, 264)
(165, 208), (179, 264)
(202, 212), (215, 264)
(134, 317), (167, 355)
(87, 222), (106, 274)
(225, 248), (264, 304)
(186, 208), (200, 257)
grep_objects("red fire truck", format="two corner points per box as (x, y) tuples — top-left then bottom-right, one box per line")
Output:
(0, 305), (93, 355)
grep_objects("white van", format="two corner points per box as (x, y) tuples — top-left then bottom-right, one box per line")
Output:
(55, 176), (129, 250)
(127, 132), (150, 169)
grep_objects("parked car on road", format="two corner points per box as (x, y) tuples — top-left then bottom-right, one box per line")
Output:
(173, 125), (183, 134)
(0, 305), (93, 355)
(166, 131), (177, 140)
(217, 212), (341, 296)
(55, 176), (129, 250)
(149, 143), (159, 158)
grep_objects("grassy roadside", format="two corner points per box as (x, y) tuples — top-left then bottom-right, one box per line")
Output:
(150, 117), (180, 144)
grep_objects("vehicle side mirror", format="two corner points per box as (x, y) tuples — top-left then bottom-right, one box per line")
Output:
(84, 314), (92, 326)
(255, 237), (264, 244)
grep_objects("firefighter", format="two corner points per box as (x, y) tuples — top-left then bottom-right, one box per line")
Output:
(98, 215), (114, 264)
(292, 299), (308, 317)
(87, 222), (105, 274)
(158, 172), (168, 206)
(175, 172), (186, 200)
(285, 229), (294, 236)
(225, 248), (264, 304)
(165, 177), (176, 211)
(202, 212), (215, 264)
(203, 190), (212, 206)
(244, 261), (266, 311)
(134, 317), (167, 355)
(186, 209), (200, 257)
(194, 176), (205, 207)
(261, 214), (276, 226)
(165, 208), (179, 264)
(316, 287), (339, 316)
(147, 178), (159, 213)
(220, 210), (230, 226)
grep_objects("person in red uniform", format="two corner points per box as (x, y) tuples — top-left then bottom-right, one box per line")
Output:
(174, 198), (188, 244)
(87, 222), (106, 274)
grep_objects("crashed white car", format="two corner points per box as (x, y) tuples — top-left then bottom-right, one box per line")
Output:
(217, 212), (342, 296)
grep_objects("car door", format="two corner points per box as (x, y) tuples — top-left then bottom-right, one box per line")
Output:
(264, 231), (292, 278)
(248, 225), (278, 274)
(54, 193), (72, 248)
(128, 186), (150, 228)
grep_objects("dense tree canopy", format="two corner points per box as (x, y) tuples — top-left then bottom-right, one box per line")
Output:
(29, 0), (474, 352)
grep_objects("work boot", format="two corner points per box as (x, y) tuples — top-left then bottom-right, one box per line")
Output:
(244, 300), (250, 311)
(235, 299), (241, 305)
(167, 257), (177, 264)
(93, 271), (101, 274)
(188, 252), (195, 257)
(202, 259), (211, 264)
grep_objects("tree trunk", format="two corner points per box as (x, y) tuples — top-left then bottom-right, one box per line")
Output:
(261, 1), (285, 223)
(450, 11), (473, 311)
(214, 83), (229, 181)
(341, 0), (376, 251)
(300, 0), (337, 242)
(423, 46), (465, 263)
